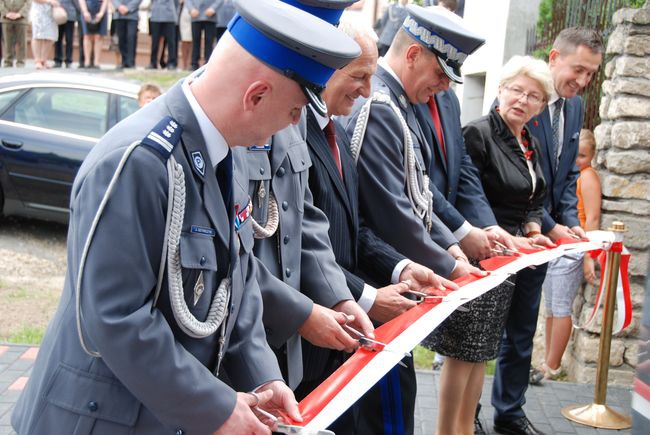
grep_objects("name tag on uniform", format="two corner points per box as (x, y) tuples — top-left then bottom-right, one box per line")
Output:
(249, 144), (271, 152)
(191, 225), (216, 237)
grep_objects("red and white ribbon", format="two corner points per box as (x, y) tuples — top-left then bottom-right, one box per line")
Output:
(291, 231), (623, 432)
(577, 239), (632, 334)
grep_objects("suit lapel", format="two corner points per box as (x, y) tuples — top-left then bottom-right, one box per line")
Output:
(306, 112), (354, 221)
(166, 84), (230, 249)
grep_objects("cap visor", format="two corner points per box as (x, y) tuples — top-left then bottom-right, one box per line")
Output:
(304, 86), (328, 117)
(436, 56), (463, 84)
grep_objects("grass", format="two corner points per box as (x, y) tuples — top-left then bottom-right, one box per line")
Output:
(413, 345), (497, 375)
(2, 324), (45, 345)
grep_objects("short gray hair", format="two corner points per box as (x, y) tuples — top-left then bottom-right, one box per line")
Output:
(338, 15), (378, 44)
(499, 55), (553, 102)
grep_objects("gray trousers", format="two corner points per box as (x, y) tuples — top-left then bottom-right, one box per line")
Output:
(2, 21), (27, 65)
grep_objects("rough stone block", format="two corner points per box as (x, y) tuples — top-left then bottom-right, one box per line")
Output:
(614, 5), (650, 26)
(608, 95), (650, 118)
(601, 214), (650, 249)
(601, 173), (650, 200)
(594, 122), (611, 150)
(611, 121), (650, 149)
(624, 341), (639, 367)
(606, 149), (650, 174)
(602, 198), (650, 216)
(614, 56), (650, 79)
(607, 26), (626, 54)
(624, 33), (650, 56)
(610, 76), (650, 98)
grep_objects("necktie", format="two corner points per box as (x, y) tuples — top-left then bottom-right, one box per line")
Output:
(551, 98), (563, 171)
(324, 120), (343, 178)
(427, 96), (446, 161)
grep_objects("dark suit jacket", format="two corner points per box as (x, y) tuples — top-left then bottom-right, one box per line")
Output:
(415, 90), (497, 229)
(463, 107), (546, 235)
(527, 96), (583, 233)
(300, 111), (405, 382)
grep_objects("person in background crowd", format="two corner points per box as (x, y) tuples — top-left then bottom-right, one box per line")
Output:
(186, 0), (216, 70)
(112, 0), (140, 69)
(148, 0), (178, 69)
(493, 27), (603, 435)
(30, 0), (59, 69)
(53, 0), (76, 67)
(79, 0), (108, 69)
(137, 82), (162, 107)
(178, 0), (191, 69)
(0, 0), (30, 67)
(430, 55), (555, 435)
(375, 0), (408, 57)
(215, 0), (234, 42)
(538, 128), (602, 381)
(108, 5), (122, 67)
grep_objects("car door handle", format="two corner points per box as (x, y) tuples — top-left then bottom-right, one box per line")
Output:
(1, 139), (23, 149)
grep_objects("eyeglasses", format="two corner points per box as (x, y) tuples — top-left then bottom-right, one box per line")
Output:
(504, 86), (544, 105)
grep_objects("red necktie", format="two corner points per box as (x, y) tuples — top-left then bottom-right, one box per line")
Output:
(324, 120), (343, 178)
(427, 96), (446, 161)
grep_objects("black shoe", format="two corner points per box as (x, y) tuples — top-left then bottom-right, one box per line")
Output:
(65, 62), (71, 68)
(494, 417), (546, 435)
(146, 63), (157, 70)
(529, 367), (544, 385)
(474, 416), (486, 435)
(53, 61), (62, 68)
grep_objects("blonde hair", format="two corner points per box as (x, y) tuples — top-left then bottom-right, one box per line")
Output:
(579, 129), (596, 154)
(499, 55), (553, 102)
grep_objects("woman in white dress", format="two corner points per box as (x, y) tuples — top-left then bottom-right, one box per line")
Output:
(30, 0), (60, 69)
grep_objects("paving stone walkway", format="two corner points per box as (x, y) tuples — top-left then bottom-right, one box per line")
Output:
(1, 345), (633, 434)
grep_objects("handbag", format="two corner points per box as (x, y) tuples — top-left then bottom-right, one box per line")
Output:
(52, 6), (68, 25)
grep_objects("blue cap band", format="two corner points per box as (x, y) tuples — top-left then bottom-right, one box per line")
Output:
(228, 14), (334, 88)
(281, 0), (343, 25)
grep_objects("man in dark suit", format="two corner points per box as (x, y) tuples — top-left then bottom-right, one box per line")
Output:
(299, 19), (455, 434)
(491, 27), (603, 435)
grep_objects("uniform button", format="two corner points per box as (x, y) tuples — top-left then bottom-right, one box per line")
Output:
(282, 201), (289, 211)
(301, 159), (305, 165)
(259, 167), (265, 175)
(174, 429), (184, 435)
(285, 268), (292, 278)
(277, 167), (286, 177)
(87, 401), (98, 412)
(283, 235), (290, 245)
(200, 256), (206, 266)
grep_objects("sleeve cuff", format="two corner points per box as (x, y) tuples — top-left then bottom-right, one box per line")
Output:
(453, 221), (473, 241)
(357, 284), (378, 313)
(391, 258), (412, 284)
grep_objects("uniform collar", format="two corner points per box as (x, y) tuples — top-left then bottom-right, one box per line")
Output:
(378, 57), (406, 92)
(182, 75), (228, 168)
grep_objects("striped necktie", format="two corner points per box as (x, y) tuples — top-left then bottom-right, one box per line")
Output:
(551, 98), (564, 170)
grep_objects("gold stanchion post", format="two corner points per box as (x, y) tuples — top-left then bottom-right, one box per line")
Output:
(561, 221), (632, 429)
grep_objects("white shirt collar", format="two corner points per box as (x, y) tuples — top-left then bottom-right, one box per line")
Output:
(181, 74), (228, 168)
(378, 57), (405, 91)
(548, 90), (564, 108)
(310, 105), (330, 130)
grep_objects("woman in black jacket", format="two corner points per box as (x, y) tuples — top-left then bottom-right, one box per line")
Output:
(427, 55), (555, 435)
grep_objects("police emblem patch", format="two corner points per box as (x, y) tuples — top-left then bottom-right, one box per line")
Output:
(192, 151), (206, 176)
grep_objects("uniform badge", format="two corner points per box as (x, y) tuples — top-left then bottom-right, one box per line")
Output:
(193, 271), (205, 306)
(191, 151), (206, 176)
(234, 198), (253, 230)
(398, 94), (408, 110)
(191, 225), (216, 237)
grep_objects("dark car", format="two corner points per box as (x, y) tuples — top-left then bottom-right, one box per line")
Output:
(0, 73), (140, 224)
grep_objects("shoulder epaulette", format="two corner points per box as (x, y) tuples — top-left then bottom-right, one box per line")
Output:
(141, 116), (183, 159)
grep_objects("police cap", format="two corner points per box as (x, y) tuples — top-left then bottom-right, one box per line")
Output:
(282, 0), (358, 25)
(402, 5), (485, 84)
(229, 0), (361, 116)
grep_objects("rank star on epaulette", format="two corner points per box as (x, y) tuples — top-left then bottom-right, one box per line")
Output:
(191, 151), (205, 176)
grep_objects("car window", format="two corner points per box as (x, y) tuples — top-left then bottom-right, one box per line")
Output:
(11, 87), (109, 138)
(0, 90), (22, 115)
(119, 95), (140, 121)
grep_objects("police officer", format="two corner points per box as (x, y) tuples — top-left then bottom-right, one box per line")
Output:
(11, 1), (360, 434)
(232, 0), (375, 391)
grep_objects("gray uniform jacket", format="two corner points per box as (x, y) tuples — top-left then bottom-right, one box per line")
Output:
(111, 0), (141, 20)
(149, 0), (179, 23)
(341, 65), (457, 278)
(11, 83), (281, 435)
(215, 0), (234, 27)
(186, 0), (218, 22)
(232, 121), (353, 388)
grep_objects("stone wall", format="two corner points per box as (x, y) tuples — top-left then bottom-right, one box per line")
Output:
(566, 1), (650, 385)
